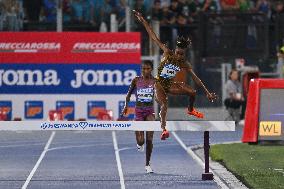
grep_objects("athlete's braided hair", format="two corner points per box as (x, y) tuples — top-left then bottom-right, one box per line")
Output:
(176, 36), (191, 49)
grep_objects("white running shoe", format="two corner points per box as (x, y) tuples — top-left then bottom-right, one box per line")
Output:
(137, 144), (144, 152)
(145, 165), (154, 173)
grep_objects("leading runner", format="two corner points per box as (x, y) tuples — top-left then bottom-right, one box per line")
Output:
(133, 10), (217, 140)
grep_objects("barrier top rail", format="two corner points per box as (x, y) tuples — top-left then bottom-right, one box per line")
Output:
(0, 121), (235, 131)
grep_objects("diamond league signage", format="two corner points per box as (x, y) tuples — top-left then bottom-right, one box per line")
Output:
(0, 32), (141, 120)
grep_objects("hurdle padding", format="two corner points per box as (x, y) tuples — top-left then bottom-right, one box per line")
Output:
(0, 121), (235, 180)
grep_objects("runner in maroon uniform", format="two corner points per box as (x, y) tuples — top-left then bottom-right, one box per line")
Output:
(122, 61), (155, 173)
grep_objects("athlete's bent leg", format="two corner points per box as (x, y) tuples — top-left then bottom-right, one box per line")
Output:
(169, 82), (204, 118)
(169, 82), (196, 110)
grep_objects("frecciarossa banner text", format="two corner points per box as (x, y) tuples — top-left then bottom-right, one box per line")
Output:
(0, 32), (140, 63)
(0, 32), (141, 94)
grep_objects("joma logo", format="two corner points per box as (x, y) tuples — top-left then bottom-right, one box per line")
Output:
(0, 69), (60, 86)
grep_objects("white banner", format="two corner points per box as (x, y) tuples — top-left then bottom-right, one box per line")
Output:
(0, 121), (235, 131)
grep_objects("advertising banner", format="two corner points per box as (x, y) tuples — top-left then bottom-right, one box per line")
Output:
(0, 32), (141, 120)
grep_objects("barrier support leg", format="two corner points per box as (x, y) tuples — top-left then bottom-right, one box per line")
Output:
(202, 131), (214, 180)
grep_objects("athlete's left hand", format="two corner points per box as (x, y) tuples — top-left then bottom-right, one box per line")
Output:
(133, 10), (146, 24)
(207, 92), (218, 102)
(121, 106), (128, 116)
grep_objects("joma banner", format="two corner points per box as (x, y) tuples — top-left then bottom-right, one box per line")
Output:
(0, 32), (141, 94)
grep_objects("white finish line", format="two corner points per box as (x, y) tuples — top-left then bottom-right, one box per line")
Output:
(0, 121), (235, 131)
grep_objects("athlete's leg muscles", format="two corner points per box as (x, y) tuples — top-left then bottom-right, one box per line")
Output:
(135, 131), (144, 146)
(168, 81), (196, 111)
(145, 114), (154, 166)
(154, 82), (168, 130)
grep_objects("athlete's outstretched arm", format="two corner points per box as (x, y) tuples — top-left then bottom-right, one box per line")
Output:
(122, 77), (137, 115)
(133, 10), (169, 53)
(187, 68), (217, 102)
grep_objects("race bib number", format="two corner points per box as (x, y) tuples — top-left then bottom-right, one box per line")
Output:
(160, 63), (180, 79)
(137, 88), (154, 103)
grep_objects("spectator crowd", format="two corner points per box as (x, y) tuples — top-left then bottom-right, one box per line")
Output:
(0, 0), (283, 31)
(0, 0), (128, 30)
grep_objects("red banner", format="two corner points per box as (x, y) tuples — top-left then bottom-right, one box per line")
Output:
(0, 32), (141, 64)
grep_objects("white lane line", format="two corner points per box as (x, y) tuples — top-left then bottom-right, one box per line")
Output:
(172, 131), (229, 189)
(0, 143), (45, 148)
(22, 131), (56, 189)
(112, 131), (126, 189)
(48, 143), (113, 151)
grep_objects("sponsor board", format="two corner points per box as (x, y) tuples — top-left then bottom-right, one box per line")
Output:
(88, 101), (107, 119)
(0, 101), (12, 120)
(40, 121), (132, 130)
(259, 121), (281, 136)
(0, 121), (235, 131)
(0, 32), (140, 120)
(0, 32), (140, 63)
(25, 101), (43, 119)
(56, 101), (75, 120)
(0, 64), (138, 94)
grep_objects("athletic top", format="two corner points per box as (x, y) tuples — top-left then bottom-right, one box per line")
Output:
(135, 76), (155, 107)
(156, 52), (192, 93)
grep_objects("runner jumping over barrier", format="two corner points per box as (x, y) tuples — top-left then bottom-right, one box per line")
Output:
(133, 10), (218, 140)
(121, 61), (155, 173)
